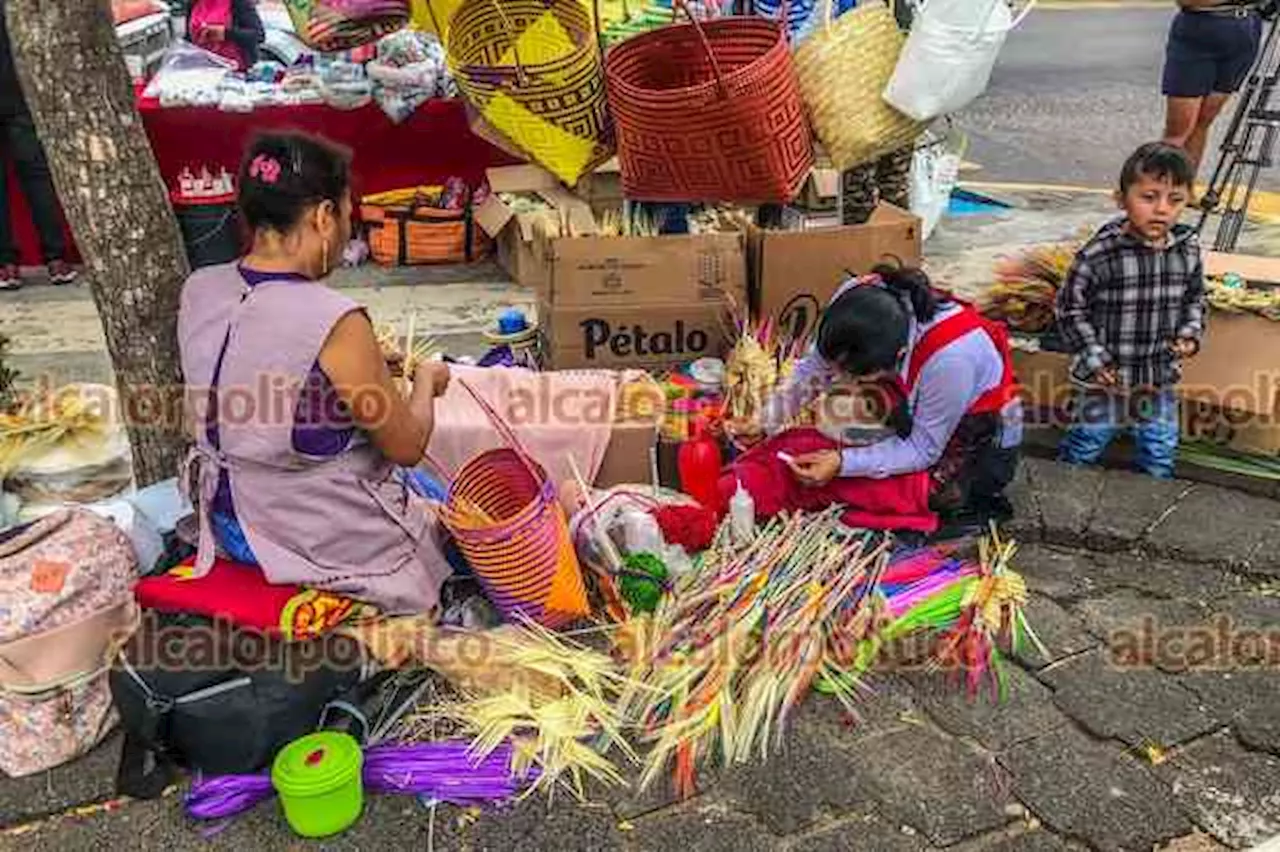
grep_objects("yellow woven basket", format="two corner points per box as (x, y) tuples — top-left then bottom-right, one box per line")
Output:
(428, 0), (614, 187)
(792, 0), (927, 171)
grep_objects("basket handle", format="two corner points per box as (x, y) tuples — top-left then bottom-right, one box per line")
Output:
(420, 375), (545, 485)
(671, 0), (730, 99)
(486, 0), (530, 86)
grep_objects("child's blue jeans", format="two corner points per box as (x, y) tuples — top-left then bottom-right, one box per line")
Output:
(1058, 388), (1179, 479)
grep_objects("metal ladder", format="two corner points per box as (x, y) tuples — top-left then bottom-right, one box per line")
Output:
(1198, 11), (1280, 252)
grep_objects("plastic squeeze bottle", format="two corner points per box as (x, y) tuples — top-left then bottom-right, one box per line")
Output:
(677, 416), (723, 512)
(729, 477), (755, 545)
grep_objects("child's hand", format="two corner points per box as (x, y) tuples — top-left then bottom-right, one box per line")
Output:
(1093, 366), (1119, 388)
(1170, 338), (1198, 359)
(786, 450), (841, 487)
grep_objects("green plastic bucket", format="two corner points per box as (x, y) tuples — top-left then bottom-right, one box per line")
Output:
(271, 731), (364, 838)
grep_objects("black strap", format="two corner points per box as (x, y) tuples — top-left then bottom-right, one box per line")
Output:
(115, 732), (178, 800)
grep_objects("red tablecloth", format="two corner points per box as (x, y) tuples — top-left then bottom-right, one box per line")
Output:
(6, 96), (518, 266)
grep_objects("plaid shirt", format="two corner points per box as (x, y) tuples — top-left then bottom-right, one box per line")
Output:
(1055, 218), (1206, 389)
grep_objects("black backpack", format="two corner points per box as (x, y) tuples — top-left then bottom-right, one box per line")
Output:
(109, 611), (368, 798)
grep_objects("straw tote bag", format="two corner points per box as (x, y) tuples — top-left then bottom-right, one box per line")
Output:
(792, 0), (927, 172)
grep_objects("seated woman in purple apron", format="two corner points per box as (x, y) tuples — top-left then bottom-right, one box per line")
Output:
(177, 132), (455, 615)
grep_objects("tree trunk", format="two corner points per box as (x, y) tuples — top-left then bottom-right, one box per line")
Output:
(6, 0), (190, 487)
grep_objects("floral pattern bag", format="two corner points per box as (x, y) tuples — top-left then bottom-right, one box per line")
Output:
(0, 508), (139, 777)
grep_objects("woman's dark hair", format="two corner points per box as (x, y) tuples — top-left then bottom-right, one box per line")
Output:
(815, 263), (940, 377)
(237, 132), (352, 233)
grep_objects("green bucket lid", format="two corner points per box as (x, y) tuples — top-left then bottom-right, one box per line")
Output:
(272, 731), (363, 798)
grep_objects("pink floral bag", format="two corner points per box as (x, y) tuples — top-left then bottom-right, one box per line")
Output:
(0, 508), (139, 777)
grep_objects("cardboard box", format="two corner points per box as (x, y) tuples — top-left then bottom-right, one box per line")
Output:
(750, 204), (922, 341)
(793, 166), (840, 212)
(476, 162), (620, 290)
(536, 230), (746, 370)
(540, 300), (735, 370)
(595, 375), (663, 487)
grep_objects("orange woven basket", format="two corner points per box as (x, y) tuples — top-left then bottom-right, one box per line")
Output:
(424, 379), (589, 629)
(601, 0), (815, 203)
(361, 188), (491, 266)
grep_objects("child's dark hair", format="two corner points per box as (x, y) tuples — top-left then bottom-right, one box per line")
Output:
(816, 262), (940, 377)
(237, 132), (352, 233)
(1119, 142), (1194, 195)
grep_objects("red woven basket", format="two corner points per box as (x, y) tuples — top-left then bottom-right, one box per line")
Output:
(602, 2), (815, 203)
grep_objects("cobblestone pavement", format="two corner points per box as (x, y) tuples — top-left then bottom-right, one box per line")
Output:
(3, 457), (1280, 851)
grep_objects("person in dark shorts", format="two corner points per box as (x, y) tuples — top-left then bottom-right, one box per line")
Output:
(1162, 0), (1265, 180)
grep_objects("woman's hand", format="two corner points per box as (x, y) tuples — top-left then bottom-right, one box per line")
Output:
(786, 450), (842, 487)
(724, 416), (765, 447)
(415, 361), (451, 398)
(201, 23), (227, 42)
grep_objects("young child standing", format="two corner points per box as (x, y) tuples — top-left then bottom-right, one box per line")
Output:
(1055, 142), (1207, 479)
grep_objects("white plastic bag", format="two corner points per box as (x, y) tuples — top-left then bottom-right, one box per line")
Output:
(884, 0), (1034, 123)
(910, 131), (965, 241)
(141, 40), (237, 105)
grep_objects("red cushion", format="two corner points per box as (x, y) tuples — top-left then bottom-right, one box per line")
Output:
(134, 558), (359, 639)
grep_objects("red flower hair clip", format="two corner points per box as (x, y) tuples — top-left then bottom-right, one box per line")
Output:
(249, 154), (282, 184)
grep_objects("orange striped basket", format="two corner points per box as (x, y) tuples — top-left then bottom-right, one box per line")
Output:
(361, 187), (491, 266)
(425, 379), (589, 629)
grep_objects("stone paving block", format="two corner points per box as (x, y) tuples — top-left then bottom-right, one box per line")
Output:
(1010, 545), (1094, 601)
(1084, 552), (1245, 604)
(1071, 591), (1209, 671)
(1145, 486), (1280, 569)
(1180, 670), (1280, 756)
(0, 731), (122, 829)
(714, 677), (924, 835)
(948, 824), (1078, 852)
(628, 799), (782, 852)
(1024, 460), (1105, 547)
(842, 722), (1015, 847)
(1156, 730), (1280, 850)
(1004, 462), (1043, 542)
(1039, 650), (1221, 748)
(789, 810), (930, 852)
(1000, 725), (1192, 852)
(1084, 470), (1191, 551)
(903, 664), (1073, 752)
(1011, 593), (1099, 671)
(1240, 523), (1280, 577)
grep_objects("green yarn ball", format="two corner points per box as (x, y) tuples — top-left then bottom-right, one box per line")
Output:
(620, 552), (669, 614)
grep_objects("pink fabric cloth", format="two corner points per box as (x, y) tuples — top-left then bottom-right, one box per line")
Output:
(424, 366), (626, 491)
(189, 0), (245, 68)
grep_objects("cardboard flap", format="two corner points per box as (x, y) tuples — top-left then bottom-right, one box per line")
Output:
(1204, 252), (1280, 284)
(1180, 311), (1280, 416)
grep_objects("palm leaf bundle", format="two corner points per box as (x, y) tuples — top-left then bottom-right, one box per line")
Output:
(981, 237), (1084, 334)
(618, 509), (890, 797)
(0, 384), (114, 477)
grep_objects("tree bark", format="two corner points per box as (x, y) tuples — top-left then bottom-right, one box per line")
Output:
(6, 0), (190, 487)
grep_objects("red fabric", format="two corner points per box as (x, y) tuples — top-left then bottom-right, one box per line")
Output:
(718, 428), (938, 533)
(7, 95), (516, 265)
(189, 0), (245, 69)
(906, 303), (1019, 416)
(652, 504), (718, 552)
(134, 557), (358, 638)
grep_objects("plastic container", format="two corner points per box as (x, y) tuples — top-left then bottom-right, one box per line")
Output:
(729, 477), (755, 546)
(677, 418), (723, 512)
(271, 731), (364, 838)
(173, 198), (243, 269)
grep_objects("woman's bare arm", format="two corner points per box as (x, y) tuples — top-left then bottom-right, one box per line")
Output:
(318, 310), (447, 466)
